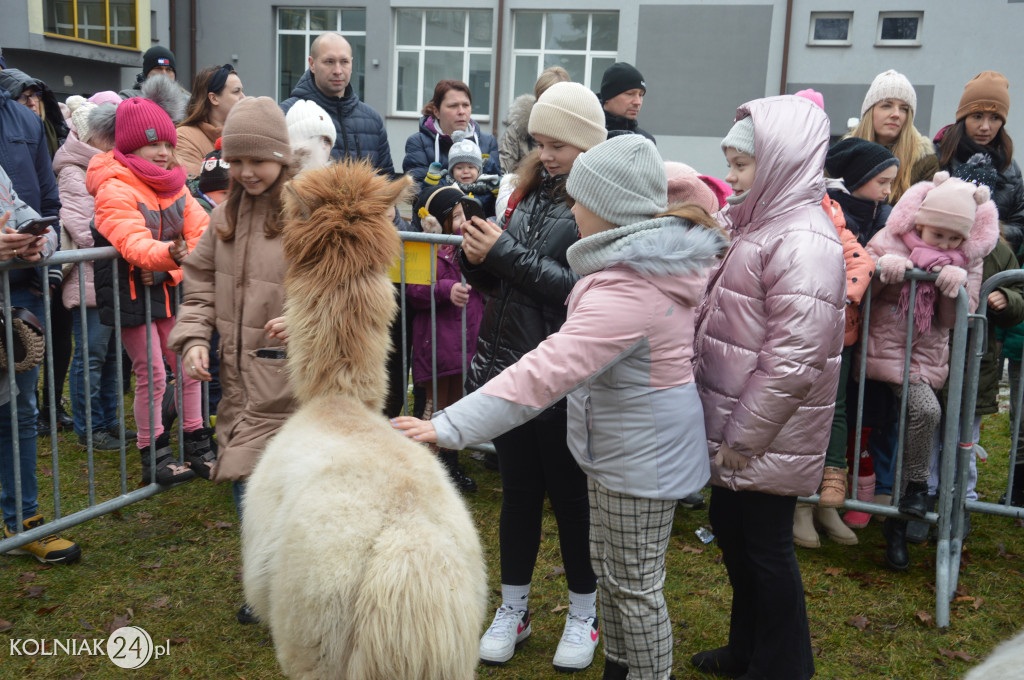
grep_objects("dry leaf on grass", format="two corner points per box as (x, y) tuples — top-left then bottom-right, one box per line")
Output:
(680, 545), (704, 554)
(106, 612), (131, 633)
(551, 604), (568, 613)
(847, 615), (870, 630)
(0, 618), (12, 633)
(938, 648), (974, 662)
(24, 585), (45, 599)
(824, 567), (842, 577)
(18, 572), (36, 583)
(915, 610), (934, 627)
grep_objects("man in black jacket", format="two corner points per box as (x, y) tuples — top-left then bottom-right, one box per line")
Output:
(599, 62), (655, 145)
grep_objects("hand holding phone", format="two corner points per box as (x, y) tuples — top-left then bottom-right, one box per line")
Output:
(16, 216), (59, 236)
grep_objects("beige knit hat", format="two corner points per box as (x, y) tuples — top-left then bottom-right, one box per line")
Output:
(222, 96), (292, 164)
(956, 71), (1010, 123)
(528, 82), (606, 151)
(861, 69), (917, 117)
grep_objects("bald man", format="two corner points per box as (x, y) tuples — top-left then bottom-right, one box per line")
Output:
(280, 33), (394, 175)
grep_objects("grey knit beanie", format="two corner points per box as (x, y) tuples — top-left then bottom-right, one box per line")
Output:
(721, 116), (755, 157)
(447, 130), (483, 172)
(566, 135), (667, 226)
(528, 82), (607, 152)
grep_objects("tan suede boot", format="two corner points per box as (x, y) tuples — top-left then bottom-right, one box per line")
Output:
(814, 506), (858, 545)
(793, 503), (820, 548)
(818, 467), (847, 508)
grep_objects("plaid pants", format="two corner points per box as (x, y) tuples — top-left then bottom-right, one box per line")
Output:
(588, 479), (677, 680)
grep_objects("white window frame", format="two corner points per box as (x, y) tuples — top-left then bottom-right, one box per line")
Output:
(875, 11), (923, 47)
(808, 11), (853, 46)
(275, 8), (368, 102)
(392, 9), (494, 120)
(509, 11), (619, 100)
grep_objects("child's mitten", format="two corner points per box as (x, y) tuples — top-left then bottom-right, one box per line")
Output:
(934, 265), (968, 297)
(877, 254), (911, 284)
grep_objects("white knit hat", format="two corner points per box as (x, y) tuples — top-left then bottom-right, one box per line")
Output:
(528, 82), (607, 152)
(566, 135), (667, 226)
(71, 102), (97, 143)
(861, 69), (917, 117)
(448, 129), (482, 172)
(721, 116), (755, 157)
(286, 99), (337, 147)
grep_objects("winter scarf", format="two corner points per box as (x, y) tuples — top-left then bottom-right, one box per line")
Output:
(898, 228), (968, 334)
(114, 148), (186, 197)
(956, 133), (1007, 171)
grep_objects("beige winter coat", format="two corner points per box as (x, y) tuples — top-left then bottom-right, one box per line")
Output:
(168, 192), (296, 481)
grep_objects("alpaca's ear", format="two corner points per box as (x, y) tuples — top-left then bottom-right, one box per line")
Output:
(386, 174), (415, 210)
(283, 182), (313, 221)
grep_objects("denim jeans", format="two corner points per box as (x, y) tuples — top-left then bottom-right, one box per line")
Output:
(69, 307), (119, 437)
(0, 288), (44, 531)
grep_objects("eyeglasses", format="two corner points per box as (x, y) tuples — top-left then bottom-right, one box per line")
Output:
(17, 91), (41, 104)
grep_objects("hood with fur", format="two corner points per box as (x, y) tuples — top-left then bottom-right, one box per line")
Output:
(503, 94), (535, 133)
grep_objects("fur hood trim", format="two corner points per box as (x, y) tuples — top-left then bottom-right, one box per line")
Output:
(281, 160), (413, 408)
(567, 215), (728, 278)
(87, 103), (118, 151)
(503, 94), (535, 131)
(885, 172), (1000, 263)
(140, 74), (186, 123)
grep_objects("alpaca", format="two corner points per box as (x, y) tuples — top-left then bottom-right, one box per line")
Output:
(964, 628), (1024, 680)
(241, 160), (488, 680)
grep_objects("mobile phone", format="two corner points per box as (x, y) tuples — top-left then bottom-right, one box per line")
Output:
(255, 348), (286, 359)
(459, 196), (485, 222)
(15, 216), (59, 236)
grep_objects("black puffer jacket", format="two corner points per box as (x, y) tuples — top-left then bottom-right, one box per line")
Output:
(827, 187), (891, 246)
(935, 126), (1024, 231)
(603, 110), (655, 144)
(460, 173), (579, 409)
(281, 72), (395, 175)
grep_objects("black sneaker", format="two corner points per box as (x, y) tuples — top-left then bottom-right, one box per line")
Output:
(78, 429), (122, 451)
(107, 425), (137, 441)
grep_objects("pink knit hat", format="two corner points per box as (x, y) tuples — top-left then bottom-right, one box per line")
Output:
(665, 162), (719, 214)
(87, 90), (121, 107)
(794, 88), (824, 110)
(915, 173), (991, 237)
(114, 97), (177, 154)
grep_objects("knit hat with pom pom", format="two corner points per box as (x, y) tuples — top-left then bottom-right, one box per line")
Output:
(915, 172), (991, 238)
(447, 129), (483, 172)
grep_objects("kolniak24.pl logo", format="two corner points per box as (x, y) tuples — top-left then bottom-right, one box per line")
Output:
(9, 626), (170, 669)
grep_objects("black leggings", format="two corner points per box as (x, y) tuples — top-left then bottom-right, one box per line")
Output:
(495, 414), (596, 595)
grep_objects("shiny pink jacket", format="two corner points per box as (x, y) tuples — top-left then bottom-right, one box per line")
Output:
(53, 130), (101, 308)
(693, 96), (846, 497)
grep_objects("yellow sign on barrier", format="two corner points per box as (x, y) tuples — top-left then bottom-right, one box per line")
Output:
(389, 241), (435, 285)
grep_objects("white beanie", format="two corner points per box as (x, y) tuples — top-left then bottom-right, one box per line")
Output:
(528, 82), (607, 152)
(566, 135), (667, 226)
(861, 69), (917, 117)
(286, 99), (337, 147)
(721, 116), (755, 157)
(71, 102), (97, 144)
(448, 129), (482, 171)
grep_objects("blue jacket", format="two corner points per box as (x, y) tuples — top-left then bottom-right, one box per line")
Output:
(0, 90), (59, 219)
(280, 73), (394, 175)
(403, 116), (500, 186)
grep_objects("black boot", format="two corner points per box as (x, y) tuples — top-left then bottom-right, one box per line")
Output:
(906, 494), (936, 544)
(690, 646), (747, 677)
(183, 427), (218, 480)
(882, 517), (910, 571)
(602, 659), (629, 680)
(898, 481), (930, 518)
(1000, 462), (1024, 506)
(440, 449), (477, 493)
(139, 433), (195, 485)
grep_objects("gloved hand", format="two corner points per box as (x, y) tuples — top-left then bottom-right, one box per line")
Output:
(934, 265), (968, 298)
(714, 443), (750, 471)
(877, 254), (912, 284)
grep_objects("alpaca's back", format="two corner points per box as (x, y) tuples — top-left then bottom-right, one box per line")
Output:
(242, 396), (487, 680)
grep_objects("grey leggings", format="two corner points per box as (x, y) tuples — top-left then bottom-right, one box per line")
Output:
(890, 381), (942, 485)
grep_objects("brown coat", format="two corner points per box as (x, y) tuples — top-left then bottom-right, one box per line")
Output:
(176, 122), (221, 179)
(168, 193), (295, 481)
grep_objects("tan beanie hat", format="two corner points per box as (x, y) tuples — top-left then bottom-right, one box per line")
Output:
(528, 82), (607, 152)
(221, 96), (292, 164)
(956, 71), (1010, 122)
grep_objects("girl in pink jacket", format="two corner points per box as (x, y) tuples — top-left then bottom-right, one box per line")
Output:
(865, 172), (998, 570)
(395, 135), (727, 680)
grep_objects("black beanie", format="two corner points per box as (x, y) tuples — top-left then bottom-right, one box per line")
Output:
(825, 138), (899, 192)
(198, 139), (231, 194)
(143, 46), (176, 77)
(599, 62), (646, 102)
(417, 185), (464, 224)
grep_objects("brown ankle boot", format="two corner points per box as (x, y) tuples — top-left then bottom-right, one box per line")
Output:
(819, 466), (847, 508)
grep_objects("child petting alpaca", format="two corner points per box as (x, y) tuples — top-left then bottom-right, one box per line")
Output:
(865, 172), (998, 571)
(88, 83), (210, 486)
(408, 185), (485, 491)
(395, 134), (728, 680)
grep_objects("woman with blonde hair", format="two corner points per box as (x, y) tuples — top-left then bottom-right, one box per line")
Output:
(847, 69), (937, 203)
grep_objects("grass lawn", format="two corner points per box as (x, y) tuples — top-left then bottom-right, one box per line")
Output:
(1, 409), (1023, 679)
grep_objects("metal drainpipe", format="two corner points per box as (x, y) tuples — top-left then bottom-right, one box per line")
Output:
(190, 0), (198, 85)
(491, 0), (505, 137)
(169, 0), (176, 55)
(779, 0), (793, 95)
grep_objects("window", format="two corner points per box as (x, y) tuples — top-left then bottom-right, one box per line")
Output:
(277, 8), (367, 102)
(808, 11), (853, 46)
(510, 12), (618, 100)
(43, 0), (137, 48)
(393, 10), (494, 118)
(876, 11), (923, 46)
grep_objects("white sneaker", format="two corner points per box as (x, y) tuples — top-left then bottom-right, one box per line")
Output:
(552, 613), (599, 672)
(479, 605), (531, 665)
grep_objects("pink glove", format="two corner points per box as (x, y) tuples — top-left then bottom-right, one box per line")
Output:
(877, 254), (911, 284)
(714, 443), (750, 471)
(934, 265), (968, 298)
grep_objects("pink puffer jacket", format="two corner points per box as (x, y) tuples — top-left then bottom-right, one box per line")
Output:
(864, 174), (998, 389)
(53, 129), (101, 309)
(693, 96), (846, 497)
